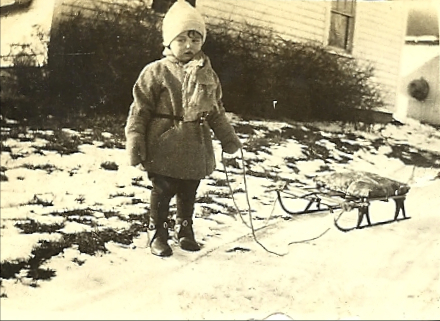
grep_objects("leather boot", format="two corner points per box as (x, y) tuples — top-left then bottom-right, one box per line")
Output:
(148, 219), (172, 257)
(174, 218), (200, 251)
(148, 182), (173, 257)
(174, 182), (201, 251)
(173, 181), (200, 251)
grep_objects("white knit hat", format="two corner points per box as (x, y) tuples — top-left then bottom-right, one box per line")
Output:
(162, 0), (206, 47)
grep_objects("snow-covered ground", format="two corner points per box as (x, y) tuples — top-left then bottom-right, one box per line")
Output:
(1, 115), (439, 320)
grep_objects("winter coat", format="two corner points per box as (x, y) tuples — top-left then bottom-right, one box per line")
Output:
(125, 53), (242, 180)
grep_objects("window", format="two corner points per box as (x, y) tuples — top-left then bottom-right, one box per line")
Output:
(328, 0), (356, 52)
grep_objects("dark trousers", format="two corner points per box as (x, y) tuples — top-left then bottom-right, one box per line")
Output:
(148, 173), (200, 226)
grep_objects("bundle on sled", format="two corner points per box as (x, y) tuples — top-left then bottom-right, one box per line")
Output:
(275, 170), (411, 232)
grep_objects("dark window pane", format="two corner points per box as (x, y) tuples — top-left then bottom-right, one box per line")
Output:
(329, 13), (349, 49)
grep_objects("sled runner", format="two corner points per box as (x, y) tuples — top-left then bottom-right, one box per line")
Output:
(275, 171), (411, 232)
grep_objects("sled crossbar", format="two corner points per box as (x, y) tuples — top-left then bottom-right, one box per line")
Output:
(276, 185), (410, 232)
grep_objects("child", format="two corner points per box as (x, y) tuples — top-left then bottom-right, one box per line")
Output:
(125, 0), (242, 257)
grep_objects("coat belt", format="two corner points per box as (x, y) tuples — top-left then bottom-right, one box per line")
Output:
(151, 112), (184, 121)
(151, 112), (208, 124)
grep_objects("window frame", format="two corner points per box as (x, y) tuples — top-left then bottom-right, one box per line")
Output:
(327, 0), (357, 53)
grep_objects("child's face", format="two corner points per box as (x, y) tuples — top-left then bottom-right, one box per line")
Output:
(169, 30), (203, 63)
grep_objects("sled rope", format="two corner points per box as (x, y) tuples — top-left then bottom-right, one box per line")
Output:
(275, 186), (332, 241)
(222, 148), (286, 256)
(222, 148), (332, 255)
(221, 151), (251, 229)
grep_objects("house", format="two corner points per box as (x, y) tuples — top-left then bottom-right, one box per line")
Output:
(0, 0), (56, 67)
(3, 0), (414, 123)
(195, 0), (408, 117)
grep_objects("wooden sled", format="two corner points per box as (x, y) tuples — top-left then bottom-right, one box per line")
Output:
(275, 184), (410, 232)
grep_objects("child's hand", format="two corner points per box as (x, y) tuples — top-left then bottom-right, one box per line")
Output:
(222, 139), (242, 154)
(126, 133), (146, 166)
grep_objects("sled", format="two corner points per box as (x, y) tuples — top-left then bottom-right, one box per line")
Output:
(274, 171), (411, 232)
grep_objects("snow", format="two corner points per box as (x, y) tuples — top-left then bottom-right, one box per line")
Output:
(1, 115), (440, 320)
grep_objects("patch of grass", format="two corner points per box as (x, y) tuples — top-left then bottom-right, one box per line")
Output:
(99, 140), (125, 149)
(52, 208), (94, 217)
(245, 136), (273, 154)
(234, 123), (255, 135)
(102, 210), (128, 221)
(243, 129), (286, 154)
(14, 219), (64, 234)
(109, 192), (135, 198)
(317, 165), (332, 172)
(387, 145), (440, 168)
(221, 157), (241, 169)
(26, 194), (54, 207)
(283, 158), (300, 174)
(75, 195), (86, 204)
(196, 194), (214, 204)
(50, 208), (97, 226)
(0, 260), (27, 279)
(21, 163), (61, 174)
(131, 176), (151, 189)
(101, 161), (118, 171)
(199, 203), (236, 217)
(244, 169), (279, 180)
(302, 143), (331, 161)
(71, 216), (98, 228)
(128, 213), (147, 222)
(72, 258), (86, 266)
(370, 137), (386, 150)
(280, 125), (363, 162)
(17, 128), (81, 155)
(9, 152), (26, 160)
(40, 142), (79, 155)
(0, 143), (12, 153)
(207, 190), (230, 198)
(131, 198), (145, 205)
(207, 178), (229, 187)
(280, 125), (316, 141)
(63, 231), (107, 255)
(1, 215), (147, 284)
(246, 157), (265, 165)
(17, 133), (34, 142)
(26, 268), (56, 281)
(328, 136), (364, 154)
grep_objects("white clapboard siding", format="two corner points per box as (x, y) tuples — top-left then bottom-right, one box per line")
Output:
(198, 0), (328, 43)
